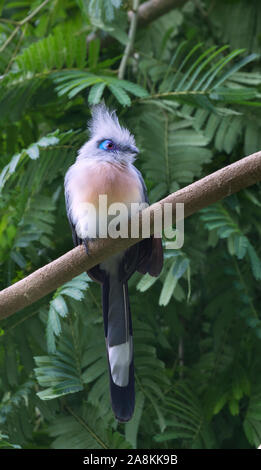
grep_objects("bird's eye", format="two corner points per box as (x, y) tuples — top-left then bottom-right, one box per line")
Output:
(99, 139), (115, 151)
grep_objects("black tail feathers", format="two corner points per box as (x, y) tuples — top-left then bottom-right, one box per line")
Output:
(102, 278), (135, 422)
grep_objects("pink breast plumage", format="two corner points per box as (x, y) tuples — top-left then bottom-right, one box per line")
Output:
(67, 160), (143, 208)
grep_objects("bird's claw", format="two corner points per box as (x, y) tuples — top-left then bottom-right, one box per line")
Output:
(83, 238), (89, 255)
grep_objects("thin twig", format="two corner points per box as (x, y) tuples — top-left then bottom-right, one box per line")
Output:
(19, 0), (51, 26)
(193, 0), (208, 17)
(0, 18), (20, 25)
(118, 0), (140, 80)
(178, 337), (184, 378)
(0, 0), (51, 54)
(208, 0), (217, 15)
(0, 26), (20, 53)
(143, 90), (208, 100)
(4, 23), (28, 74)
(163, 110), (170, 191)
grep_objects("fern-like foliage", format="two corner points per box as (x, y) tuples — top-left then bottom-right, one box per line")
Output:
(200, 201), (261, 340)
(52, 71), (148, 106)
(244, 385), (261, 447)
(78, 0), (123, 24)
(0, 433), (21, 449)
(138, 39), (259, 107)
(210, 0), (261, 53)
(1, 0), (261, 451)
(16, 22), (87, 74)
(154, 382), (208, 447)
(137, 251), (190, 307)
(0, 375), (37, 446)
(0, 379), (34, 425)
(0, 128), (85, 286)
(200, 202), (261, 279)
(46, 273), (90, 353)
(48, 403), (131, 449)
(34, 303), (170, 447)
(0, 129), (79, 192)
(132, 107), (212, 203)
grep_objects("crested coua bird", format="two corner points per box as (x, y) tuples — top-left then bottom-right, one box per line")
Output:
(64, 105), (163, 421)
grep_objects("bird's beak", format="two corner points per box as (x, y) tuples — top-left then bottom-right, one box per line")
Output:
(130, 145), (139, 155)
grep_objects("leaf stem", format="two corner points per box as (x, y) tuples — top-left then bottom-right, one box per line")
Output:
(163, 110), (170, 191)
(4, 24), (28, 75)
(19, 0), (52, 26)
(64, 403), (108, 449)
(0, 0), (51, 53)
(0, 18), (20, 25)
(233, 257), (258, 319)
(118, 0), (140, 80)
(0, 26), (19, 53)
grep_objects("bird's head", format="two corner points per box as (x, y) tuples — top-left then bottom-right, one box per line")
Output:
(77, 104), (139, 164)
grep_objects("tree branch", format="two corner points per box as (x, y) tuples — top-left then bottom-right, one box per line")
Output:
(87, 0), (189, 47)
(129, 0), (188, 26)
(1, 150), (261, 320)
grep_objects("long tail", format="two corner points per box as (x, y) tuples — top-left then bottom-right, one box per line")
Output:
(102, 276), (135, 422)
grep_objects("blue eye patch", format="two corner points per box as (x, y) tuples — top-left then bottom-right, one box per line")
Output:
(99, 139), (116, 151)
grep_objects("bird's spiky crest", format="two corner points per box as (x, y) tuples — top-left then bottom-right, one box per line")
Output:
(88, 104), (136, 147)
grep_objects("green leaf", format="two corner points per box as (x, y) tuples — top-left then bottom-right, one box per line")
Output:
(34, 331), (84, 400)
(26, 144), (39, 160)
(88, 82), (106, 105)
(172, 257), (190, 279)
(0, 433), (21, 449)
(52, 296), (68, 318)
(61, 287), (85, 300)
(108, 83), (131, 106)
(48, 305), (62, 336)
(247, 243), (261, 280)
(159, 257), (189, 306)
(125, 391), (145, 449)
(116, 79), (148, 98)
(88, 38), (100, 69)
(136, 273), (159, 292)
(159, 260), (177, 306)
(10, 250), (27, 268)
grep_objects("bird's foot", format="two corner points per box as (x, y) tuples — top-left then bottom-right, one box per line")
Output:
(83, 237), (96, 255)
(83, 238), (89, 255)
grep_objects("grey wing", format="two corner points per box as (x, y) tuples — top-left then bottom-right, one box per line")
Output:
(120, 166), (148, 280)
(132, 166), (163, 277)
(64, 188), (82, 247)
(133, 166), (149, 204)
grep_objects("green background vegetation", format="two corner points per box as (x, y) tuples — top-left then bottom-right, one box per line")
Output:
(0, 0), (261, 449)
